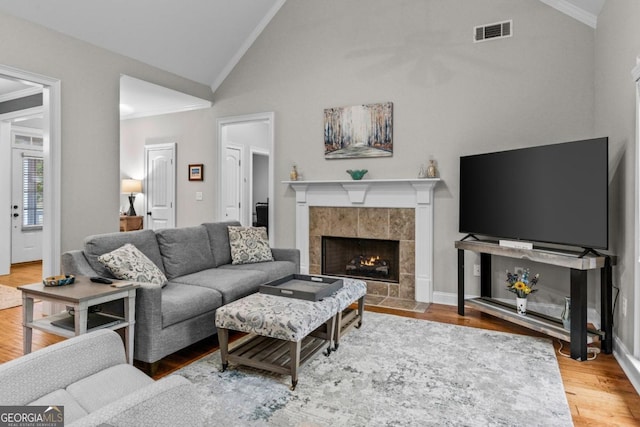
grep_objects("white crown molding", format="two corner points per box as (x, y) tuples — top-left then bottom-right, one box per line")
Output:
(539, 0), (598, 28)
(120, 101), (212, 120)
(0, 86), (43, 103)
(210, 0), (287, 93)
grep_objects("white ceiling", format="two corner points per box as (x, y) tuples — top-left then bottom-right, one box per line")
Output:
(0, 0), (284, 90)
(0, 0), (605, 119)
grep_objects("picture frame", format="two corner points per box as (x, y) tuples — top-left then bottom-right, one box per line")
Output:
(188, 164), (203, 181)
(324, 102), (393, 159)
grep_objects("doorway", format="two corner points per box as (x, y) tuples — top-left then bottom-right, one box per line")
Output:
(217, 113), (274, 245)
(0, 66), (60, 279)
(218, 112), (275, 245)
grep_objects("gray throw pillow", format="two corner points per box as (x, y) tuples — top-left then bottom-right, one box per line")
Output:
(228, 226), (273, 265)
(98, 243), (167, 286)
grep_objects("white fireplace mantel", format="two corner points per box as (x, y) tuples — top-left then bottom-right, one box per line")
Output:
(283, 178), (440, 302)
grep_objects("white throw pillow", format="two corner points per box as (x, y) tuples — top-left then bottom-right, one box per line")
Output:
(98, 243), (167, 286)
(228, 226), (274, 265)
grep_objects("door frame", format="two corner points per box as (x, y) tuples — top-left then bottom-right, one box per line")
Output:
(217, 112), (275, 246)
(0, 65), (61, 277)
(144, 142), (176, 230)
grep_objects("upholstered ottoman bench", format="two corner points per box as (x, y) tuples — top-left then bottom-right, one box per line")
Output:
(215, 278), (366, 389)
(328, 278), (367, 350)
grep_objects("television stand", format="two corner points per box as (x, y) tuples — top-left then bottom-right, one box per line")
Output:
(455, 240), (615, 361)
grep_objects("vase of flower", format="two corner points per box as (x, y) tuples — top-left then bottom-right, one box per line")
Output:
(561, 296), (571, 330)
(516, 297), (528, 316)
(506, 269), (540, 316)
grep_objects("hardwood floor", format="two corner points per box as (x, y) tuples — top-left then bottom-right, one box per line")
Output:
(1, 262), (639, 426)
(0, 261), (42, 288)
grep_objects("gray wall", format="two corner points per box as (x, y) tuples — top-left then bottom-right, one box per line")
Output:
(211, 0), (596, 304)
(594, 0), (640, 355)
(120, 108), (217, 227)
(0, 11), (213, 252)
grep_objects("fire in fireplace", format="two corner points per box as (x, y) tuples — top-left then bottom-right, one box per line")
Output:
(322, 236), (399, 283)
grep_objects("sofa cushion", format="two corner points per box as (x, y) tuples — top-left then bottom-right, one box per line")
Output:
(84, 230), (166, 278)
(202, 221), (240, 267)
(170, 268), (267, 304)
(161, 282), (223, 328)
(220, 261), (296, 283)
(66, 364), (153, 413)
(29, 389), (88, 424)
(98, 244), (167, 286)
(228, 226), (274, 265)
(155, 225), (216, 279)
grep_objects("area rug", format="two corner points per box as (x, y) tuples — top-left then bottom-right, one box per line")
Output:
(0, 284), (22, 310)
(175, 312), (573, 426)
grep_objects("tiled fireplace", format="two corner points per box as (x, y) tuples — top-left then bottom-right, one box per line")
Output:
(286, 179), (439, 303)
(310, 207), (414, 298)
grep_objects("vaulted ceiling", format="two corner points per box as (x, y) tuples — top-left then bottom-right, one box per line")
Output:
(0, 0), (603, 92)
(0, 0), (606, 118)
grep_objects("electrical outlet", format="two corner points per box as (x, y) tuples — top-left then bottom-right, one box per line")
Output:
(514, 266), (524, 276)
(473, 264), (481, 276)
(622, 296), (628, 317)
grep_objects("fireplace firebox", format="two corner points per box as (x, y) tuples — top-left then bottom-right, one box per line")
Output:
(322, 236), (400, 283)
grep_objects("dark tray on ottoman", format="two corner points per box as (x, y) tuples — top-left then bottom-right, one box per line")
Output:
(259, 274), (343, 301)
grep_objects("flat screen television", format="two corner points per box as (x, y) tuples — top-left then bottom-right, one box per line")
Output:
(459, 137), (608, 250)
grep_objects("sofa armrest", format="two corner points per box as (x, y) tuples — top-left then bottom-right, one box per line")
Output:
(62, 250), (99, 277)
(0, 330), (126, 405)
(271, 248), (300, 272)
(67, 375), (205, 427)
(132, 282), (164, 361)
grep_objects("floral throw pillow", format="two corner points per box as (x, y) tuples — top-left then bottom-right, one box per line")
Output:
(98, 243), (167, 286)
(228, 226), (274, 265)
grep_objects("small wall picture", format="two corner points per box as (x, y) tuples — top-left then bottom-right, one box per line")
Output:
(189, 164), (203, 181)
(324, 102), (393, 159)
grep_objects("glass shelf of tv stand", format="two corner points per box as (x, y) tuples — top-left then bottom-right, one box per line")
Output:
(464, 297), (599, 344)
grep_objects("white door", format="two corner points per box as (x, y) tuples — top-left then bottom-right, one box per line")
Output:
(224, 146), (242, 222)
(11, 148), (43, 263)
(144, 143), (176, 230)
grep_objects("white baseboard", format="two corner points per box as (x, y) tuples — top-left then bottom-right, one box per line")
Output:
(613, 336), (640, 395)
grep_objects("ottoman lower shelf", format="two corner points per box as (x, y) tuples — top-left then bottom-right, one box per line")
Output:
(219, 331), (330, 390)
(228, 334), (327, 373)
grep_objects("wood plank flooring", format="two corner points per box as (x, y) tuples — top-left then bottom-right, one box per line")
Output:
(1, 262), (639, 426)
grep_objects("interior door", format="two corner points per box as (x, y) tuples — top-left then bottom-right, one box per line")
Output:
(144, 143), (176, 230)
(11, 148), (43, 263)
(224, 146), (242, 222)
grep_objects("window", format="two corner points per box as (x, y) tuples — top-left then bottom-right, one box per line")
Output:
(21, 155), (43, 228)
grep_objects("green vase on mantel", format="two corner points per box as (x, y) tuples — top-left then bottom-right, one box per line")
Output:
(346, 169), (368, 180)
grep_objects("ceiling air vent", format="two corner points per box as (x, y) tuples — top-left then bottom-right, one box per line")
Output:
(474, 20), (512, 43)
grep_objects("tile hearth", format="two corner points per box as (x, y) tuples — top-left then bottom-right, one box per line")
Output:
(364, 295), (429, 313)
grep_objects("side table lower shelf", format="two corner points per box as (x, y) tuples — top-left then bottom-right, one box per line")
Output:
(27, 312), (127, 338)
(465, 297), (600, 345)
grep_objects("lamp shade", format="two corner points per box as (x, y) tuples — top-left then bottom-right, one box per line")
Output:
(121, 179), (142, 194)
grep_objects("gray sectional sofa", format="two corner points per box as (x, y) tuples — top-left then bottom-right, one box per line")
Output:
(0, 329), (206, 426)
(61, 221), (299, 368)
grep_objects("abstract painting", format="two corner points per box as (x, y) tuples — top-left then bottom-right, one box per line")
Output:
(324, 102), (393, 159)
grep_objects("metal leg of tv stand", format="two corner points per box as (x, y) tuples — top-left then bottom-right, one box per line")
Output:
(458, 251), (492, 316)
(457, 249), (465, 315)
(570, 269), (588, 361)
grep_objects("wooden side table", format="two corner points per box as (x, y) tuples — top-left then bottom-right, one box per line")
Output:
(18, 277), (139, 364)
(120, 215), (143, 232)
